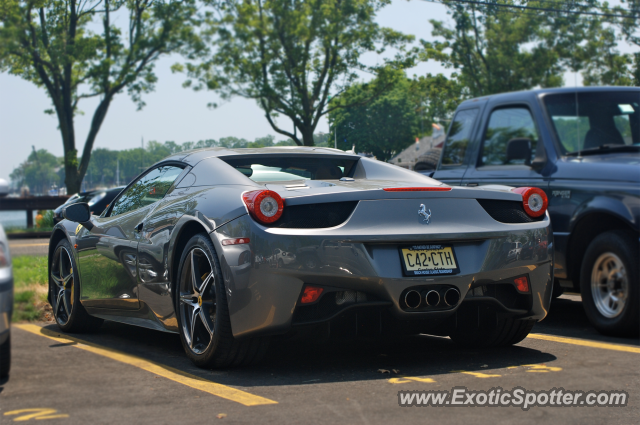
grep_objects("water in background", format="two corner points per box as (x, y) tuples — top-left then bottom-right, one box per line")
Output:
(0, 211), (38, 229)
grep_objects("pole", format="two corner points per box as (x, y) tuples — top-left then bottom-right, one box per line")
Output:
(335, 128), (337, 150)
(116, 159), (120, 186)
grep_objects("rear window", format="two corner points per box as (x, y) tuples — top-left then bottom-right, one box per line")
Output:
(222, 156), (359, 183)
(543, 91), (640, 154)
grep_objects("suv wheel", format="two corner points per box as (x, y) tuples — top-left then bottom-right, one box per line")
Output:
(580, 231), (639, 336)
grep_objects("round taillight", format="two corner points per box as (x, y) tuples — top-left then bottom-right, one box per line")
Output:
(513, 187), (548, 218)
(242, 190), (284, 224)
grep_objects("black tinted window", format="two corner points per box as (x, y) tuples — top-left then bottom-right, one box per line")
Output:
(481, 107), (539, 166)
(442, 109), (478, 166)
(544, 91), (640, 154)
(222, 156), (358, 182)
(110, 166), (183, 217)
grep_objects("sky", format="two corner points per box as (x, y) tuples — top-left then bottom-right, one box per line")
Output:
(0, 0), (634, 183)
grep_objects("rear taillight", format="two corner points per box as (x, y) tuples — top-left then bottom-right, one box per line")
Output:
(514, 276), (530, 293)
(242, 190), (284, 224)
(300, 286), (324, 304)
(513, 187), (548, 218)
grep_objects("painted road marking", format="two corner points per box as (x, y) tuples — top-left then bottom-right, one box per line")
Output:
(451, 371), (501, 378)
(388, 376), (436, 384)
(15, 324), (277, 407)
(529, 333), (640, 354)
(507, 364), (562, 373)
(4, 408), (69, 421)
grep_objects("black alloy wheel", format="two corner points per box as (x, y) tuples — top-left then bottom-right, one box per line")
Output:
(49, 240), (102, 332)
(175, 233), (269, 368)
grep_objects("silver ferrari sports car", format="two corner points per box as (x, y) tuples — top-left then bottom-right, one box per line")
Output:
(49, 147), (553, 368)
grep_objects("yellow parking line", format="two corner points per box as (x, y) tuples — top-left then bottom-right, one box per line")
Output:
(528, 333), (640, 354)
(15, 324), (278, 406)
(451, 370), (501, 378)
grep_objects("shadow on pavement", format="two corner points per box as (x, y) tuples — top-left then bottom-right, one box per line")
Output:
(39, 321), (556, 389)
(535, 294), (640, 346)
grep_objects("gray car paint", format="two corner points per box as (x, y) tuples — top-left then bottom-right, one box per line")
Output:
(50, 147), (553, 338)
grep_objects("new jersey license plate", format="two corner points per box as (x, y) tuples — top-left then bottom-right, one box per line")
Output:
(399, 244), (460, 276)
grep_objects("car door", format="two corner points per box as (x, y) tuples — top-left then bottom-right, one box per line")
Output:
(432, 108), (481, 186)
(76, 165), (184, 309)
(461, 105), (550, 193)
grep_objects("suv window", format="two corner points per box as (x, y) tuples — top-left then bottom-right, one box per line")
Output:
(441, 109), (478, 166)
(543, 91), (639, 154)
(109, 165), (184, 217)
(481, 107), (539, 166)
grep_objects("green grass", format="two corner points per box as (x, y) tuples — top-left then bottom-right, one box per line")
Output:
(12, 255), (50, 322)
(5, 227), (54, 234)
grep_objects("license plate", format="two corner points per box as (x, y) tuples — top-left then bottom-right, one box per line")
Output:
(399, 244), (460, 276)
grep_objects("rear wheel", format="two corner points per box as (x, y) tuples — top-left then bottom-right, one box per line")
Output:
(50, 240), (102, 332)
(0, 334), (10, 379)
(580, 231), (639, 336)
(175, 233), (268, 368)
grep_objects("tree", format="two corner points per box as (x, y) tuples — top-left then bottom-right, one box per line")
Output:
(0, 0), (197, 193)
(10, 148), (61, 194)
(601, 0), (640, 86)
(413, 73), (467, 133)
(420, 1), (614, 97)
(179, 0), (415, 146)
(329, 76), (420, 161)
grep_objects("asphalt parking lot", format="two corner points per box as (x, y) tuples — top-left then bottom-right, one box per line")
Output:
(7, 238), (49, 256)
(1, 294), (638, 424)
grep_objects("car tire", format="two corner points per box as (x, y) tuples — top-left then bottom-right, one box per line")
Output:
(449, 315), (536, 348)
(414, 148), (442, 172)
(0, 333), (10, 379)
(580, 230), (639, 337)
(175, 233), (268, 368)
(50, 239), (103, 333)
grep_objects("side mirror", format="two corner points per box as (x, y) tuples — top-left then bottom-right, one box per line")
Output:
(506, 138), (532, 164)
(63, 203), (93, 230)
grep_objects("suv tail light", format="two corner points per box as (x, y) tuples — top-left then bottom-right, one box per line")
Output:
(242, 190), (284, 224)
(512, 187), (548, 218)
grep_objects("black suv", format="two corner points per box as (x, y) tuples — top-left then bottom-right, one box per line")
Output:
(423, 87), (639, 336)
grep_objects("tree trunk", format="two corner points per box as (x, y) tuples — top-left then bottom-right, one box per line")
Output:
(63, 149), (82, 194)
(301, 126), (315, 146)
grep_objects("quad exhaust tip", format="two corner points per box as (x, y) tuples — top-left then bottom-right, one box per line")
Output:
(425, 290), (440, 307)
(404, 290), (422, 309)
(444, 288), (461, 306)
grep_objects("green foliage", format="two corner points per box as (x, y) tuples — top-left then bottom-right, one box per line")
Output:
(12, 255), (48, 288)
(12, 255), (49, 322)
(329, 75), (420, 161)
(420, 1), (622, 97)
(413, 73), (467, 132)
(181, 0), (416, 146)
(36, 210), (55, 229)
(9, 148), (62, 194)
(0, 1), (199, 193)
(587, 0), (640, 86)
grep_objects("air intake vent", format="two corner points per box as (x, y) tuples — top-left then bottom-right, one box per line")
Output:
(477, 199), (543, 224)
(267, 201), (358, 228)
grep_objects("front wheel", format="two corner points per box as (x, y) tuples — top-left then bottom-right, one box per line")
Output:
(49, 240), (102, 333)
(175, 233), (268, 368)
(580, 231), (639, 337)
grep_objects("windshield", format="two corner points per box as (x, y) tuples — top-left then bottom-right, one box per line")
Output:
(222, 156), (359, 183)
(543, 91), (640, 155)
